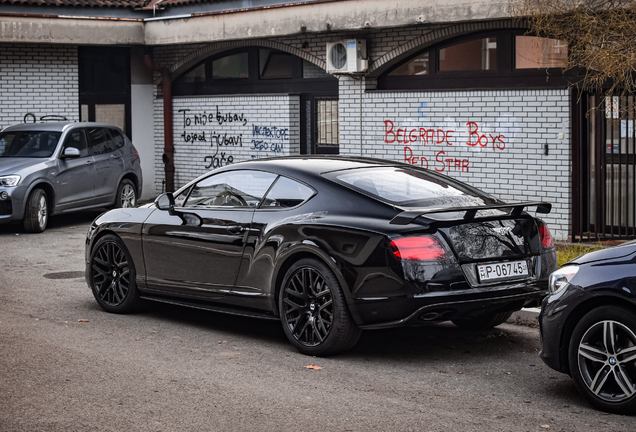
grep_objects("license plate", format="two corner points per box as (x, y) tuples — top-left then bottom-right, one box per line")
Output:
(477, 260), (529, 282)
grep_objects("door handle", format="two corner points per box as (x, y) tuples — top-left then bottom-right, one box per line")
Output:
(85, 160), (93, 165)
(227, 226), (247, 235)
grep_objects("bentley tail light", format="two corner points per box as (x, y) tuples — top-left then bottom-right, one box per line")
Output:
(390, 236), (447, 260)
(537, 220), (554, 249)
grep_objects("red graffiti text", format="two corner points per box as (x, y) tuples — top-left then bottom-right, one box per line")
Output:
(465, 121), (506, 151)
(385, 120), (454, 146)
(404, 146), (469, 173)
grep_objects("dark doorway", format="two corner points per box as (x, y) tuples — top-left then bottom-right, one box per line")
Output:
(573, 92), (636, 240)
(300, 95), (340, 155)
(78, 47), (131, 138)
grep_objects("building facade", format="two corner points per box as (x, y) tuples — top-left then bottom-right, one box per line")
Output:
(0, 0), (631, 241)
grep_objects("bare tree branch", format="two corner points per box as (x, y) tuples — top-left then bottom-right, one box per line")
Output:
(512, 0), (636, 94)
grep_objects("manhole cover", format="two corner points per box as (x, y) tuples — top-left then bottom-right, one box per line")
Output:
(43, 271), (84, 280)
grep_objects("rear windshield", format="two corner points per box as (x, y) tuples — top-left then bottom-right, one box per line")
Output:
(0, 131), (62, 158)
(326, 166), (493, 207)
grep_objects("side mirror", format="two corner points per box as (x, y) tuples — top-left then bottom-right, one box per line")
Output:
(61, 147), (81, 159)
(155, 193), (175, 213)
(155, 193), (201, 226)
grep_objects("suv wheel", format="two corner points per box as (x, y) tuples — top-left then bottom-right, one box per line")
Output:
(23, 188), (48, 233)
(115, 179), (137, 208)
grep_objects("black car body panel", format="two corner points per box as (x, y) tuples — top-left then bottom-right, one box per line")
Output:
(539, 248), (636, 374)
(568, 241), (636, 265)
(86, 156), (556, 349)
(539, 242), (636, 414)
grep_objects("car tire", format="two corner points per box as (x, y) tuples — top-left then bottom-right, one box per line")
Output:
(452, 310), (514, 330)
(89, 234), (140, 313)
(114, 179), (137, 208)
(279, 258), (361, 356)
(567, 306), (636, 415)
(23, 188), (48, 233)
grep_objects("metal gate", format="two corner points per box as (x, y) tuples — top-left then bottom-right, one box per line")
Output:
(573, 92), (636, 240)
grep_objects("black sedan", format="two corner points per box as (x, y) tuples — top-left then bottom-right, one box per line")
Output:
(85, 156), (557, 355)
(540, 243), (636, 414)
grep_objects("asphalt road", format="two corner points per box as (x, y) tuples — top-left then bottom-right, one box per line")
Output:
(1, 212), (634, 431)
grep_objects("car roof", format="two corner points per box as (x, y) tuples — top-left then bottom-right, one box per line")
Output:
(2, 122), (121, 133)
(228, 155), (408, 177)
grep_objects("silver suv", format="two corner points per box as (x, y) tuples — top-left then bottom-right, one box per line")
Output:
(0, 122), (143, 232)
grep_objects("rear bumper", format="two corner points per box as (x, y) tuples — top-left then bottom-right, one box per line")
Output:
(356, 284), (546, 329)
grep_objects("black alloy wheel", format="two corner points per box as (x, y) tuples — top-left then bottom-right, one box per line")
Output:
(279, 258), (361, 356)
(89, 234), (140, 313)
(568, 306), (636, 414)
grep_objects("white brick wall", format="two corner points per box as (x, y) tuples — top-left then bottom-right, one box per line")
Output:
(155, 94), (300, 193)
(0, 44), (79, 129)
(151, 27), (573, 240)
(338, 78), (571, 240)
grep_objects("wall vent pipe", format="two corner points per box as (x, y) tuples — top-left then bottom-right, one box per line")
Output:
(144, 54), (175, 193)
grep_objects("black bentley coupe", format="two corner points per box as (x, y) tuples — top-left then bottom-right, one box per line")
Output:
(85, 156), (557, 355)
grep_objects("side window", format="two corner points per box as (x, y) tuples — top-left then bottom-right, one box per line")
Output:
(184, 170), (277, 208)
(102, 129), (117, 153)
(87, 127), (108, 155)
(261, 176), (314, 208)
(88, 128), (116, 155)
(174, 185), (192, 208)
(62, 129), (89, 157)
(109, 128), (125, 150)
(0, 134), (12, 154)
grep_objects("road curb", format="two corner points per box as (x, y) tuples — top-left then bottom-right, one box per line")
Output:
(508, 307), (540, 327)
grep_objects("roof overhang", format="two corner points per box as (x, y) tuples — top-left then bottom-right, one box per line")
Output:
(0, 15), (145, 44)
(0, 0), (512, 45)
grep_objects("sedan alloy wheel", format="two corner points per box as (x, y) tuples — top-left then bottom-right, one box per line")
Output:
(569, 306), (636, 414)
(577, 320), (636, 401)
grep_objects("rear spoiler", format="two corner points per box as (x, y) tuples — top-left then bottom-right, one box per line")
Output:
(389, 201), (552, 225)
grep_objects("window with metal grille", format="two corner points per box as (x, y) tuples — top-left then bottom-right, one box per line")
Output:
(316, 98), (339, 148)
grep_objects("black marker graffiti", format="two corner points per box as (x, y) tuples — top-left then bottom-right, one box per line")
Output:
(216, 106), (248, 126)
(179, 107), (249, 169)
(204, 150), (234, 169)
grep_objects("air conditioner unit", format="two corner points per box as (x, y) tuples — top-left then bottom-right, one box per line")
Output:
(326, 39), (368, 74)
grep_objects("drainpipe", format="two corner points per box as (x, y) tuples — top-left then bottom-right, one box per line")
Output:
(144, 54), (175, 193)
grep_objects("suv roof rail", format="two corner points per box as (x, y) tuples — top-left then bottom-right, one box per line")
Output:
(23, 113), (68, 124)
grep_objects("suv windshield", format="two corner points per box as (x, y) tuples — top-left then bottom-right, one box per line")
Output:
(326, 166), (494, 207)
(0, 131), (62, 158)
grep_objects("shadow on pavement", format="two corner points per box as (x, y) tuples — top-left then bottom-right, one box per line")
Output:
(0, 209), (105, 234)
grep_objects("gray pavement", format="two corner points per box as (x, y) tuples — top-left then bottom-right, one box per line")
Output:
(1, 212), (634, 431)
